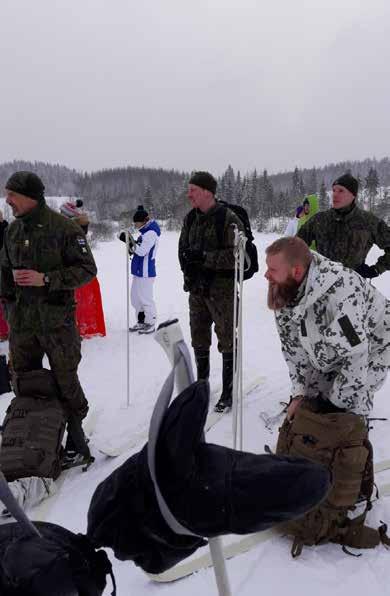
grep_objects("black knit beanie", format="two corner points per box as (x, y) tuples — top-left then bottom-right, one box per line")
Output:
(332, 173), (359, 197)
(133, 205), (149, 223)
(189, 171), (217, 195)
(5, 171), (45, 202)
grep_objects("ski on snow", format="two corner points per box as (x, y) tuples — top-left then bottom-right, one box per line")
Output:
(259, 402), (288, 431)
(374, 460), (390, 473)
(146, 459), (390, 583)
(92, 375), (265, 457)
(146, 527), (282, 583)
(375, 460), (390, 497)
(205, 375), (265, 432)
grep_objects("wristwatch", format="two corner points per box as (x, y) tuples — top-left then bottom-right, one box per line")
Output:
(43, 273), (50, 285)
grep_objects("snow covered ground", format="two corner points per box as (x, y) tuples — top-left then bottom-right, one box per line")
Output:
(1, 231), (390, 595)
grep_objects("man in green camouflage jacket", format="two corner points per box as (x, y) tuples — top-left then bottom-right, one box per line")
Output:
(178, 171), (243, 413)
(297, 173), (390, 278)
(0, 172), (97, 460)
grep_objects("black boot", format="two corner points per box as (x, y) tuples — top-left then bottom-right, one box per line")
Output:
(138, 311), (145, 324)
(214, 353), (234, 413)
(194, 349), (210, 381)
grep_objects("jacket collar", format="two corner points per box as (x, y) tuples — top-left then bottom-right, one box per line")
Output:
(17, 201), (47, 228)
(330, 200), (357, 222)
(195, 203), (220, 220)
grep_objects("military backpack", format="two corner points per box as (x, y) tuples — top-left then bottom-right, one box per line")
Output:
(215, 201), (259, 280)
(276, 399), (390, 556)
(186, 201), (259, 280)
(0, 369), (66, 481)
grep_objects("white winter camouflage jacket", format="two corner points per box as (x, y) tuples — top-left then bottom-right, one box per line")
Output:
(275, 252), (390, 415)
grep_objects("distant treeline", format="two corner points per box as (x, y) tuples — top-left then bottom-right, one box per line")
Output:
(1, 157), (390, 229)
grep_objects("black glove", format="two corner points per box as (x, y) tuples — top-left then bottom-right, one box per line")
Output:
(119, 231), (135, 254)
(182, 248), (206, 265)
(355, 263), (379, 279)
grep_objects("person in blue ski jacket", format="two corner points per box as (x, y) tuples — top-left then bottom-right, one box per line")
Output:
(120, 205), (161, 334)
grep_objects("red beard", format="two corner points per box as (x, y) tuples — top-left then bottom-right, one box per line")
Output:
(267, 277), (300, 310)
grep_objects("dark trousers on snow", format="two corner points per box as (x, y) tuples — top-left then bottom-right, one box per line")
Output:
(189, 284), (236, 408)
(9, 323), (88, 420)
(189, 283), (235, 353)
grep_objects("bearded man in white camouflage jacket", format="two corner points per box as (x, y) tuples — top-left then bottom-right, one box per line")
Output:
(265, 237), (390, 419)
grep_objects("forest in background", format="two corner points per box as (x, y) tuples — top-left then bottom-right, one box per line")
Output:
(1, 157), (390, 237)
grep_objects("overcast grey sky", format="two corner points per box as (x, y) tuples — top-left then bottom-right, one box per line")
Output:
(0, 0), (389, 175)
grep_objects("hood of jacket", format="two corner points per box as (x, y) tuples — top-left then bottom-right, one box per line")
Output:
(298, 194), (319, 229)
(289, 252), (345, 322)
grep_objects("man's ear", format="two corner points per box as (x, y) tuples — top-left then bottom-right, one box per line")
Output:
(292, 264), (305, 282)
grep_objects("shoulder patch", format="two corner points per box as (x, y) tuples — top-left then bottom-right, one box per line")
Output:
(76, 236), (88, 253)
(337, 315), (361, 347)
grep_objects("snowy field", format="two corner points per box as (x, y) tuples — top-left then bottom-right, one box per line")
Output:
(1, 231), (390, 595)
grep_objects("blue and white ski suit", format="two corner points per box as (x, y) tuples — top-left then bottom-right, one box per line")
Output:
(130, 220), (161, 325)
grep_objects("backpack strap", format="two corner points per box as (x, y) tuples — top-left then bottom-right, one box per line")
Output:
(185, 208), (197, 232)
(214, 203), (228, 249)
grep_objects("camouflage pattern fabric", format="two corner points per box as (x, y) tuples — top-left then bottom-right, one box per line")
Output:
(189, 283), (236, 353)
(297, 203), (390, 272)
(275, 252), (390, 415)
(178, 203), (243, 293)
(9, 324), (88, 419)
(179, 203), (243, 352)
(0, 202), (96, 418)
(0, 202), (97, 333)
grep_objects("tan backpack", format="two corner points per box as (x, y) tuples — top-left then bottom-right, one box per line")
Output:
(276, 399), (390, 556)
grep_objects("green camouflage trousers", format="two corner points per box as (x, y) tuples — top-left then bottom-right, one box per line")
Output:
(189, 283), (236, 353)
(9, 322), (88, 420)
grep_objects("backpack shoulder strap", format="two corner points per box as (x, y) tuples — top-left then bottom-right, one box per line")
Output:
(214, 203), (228, 248)
(185, 208), (197, 229)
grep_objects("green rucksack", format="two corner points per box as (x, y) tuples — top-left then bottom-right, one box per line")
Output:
(0, 369), (66, 481)
(276, 398), (390, 556)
